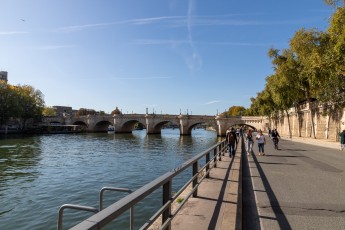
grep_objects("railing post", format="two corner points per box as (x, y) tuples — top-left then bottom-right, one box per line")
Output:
(214, 148), (217, 167)
(218, 144), (222, 161)
(99, 187), (133, 230)
(57, 204), (98, 230)
(192, 161), (198, 197)
(206, 151), (210, 178)
(162, 180), (172, 230)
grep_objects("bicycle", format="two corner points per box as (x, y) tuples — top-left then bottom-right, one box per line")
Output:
(273, 137), (279, 150)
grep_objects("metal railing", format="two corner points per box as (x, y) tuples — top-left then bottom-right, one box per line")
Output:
(59, 139), (227, 230)
(58, 187), (133, 230)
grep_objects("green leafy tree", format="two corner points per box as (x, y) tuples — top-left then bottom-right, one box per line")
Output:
(227, 106), (246, 116)
(43, 107), (57, 116)
(267, 48), (305, 138)
(324, 0), (345, 6)
(289, 29), (327, 138)
(0, 82), (17, 127)
(76, 108), (96, 116)
(0, 83), (44, 129)
(16, 85), (45, 128)
(323, 6), (345, 112)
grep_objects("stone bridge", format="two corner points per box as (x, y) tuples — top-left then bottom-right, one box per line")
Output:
(42, 114), (268, 136)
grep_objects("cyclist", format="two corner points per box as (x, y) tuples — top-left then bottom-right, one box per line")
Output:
(271, 129), (280, 149)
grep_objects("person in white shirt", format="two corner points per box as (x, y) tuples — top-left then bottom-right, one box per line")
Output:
(255, 130), (266, 156)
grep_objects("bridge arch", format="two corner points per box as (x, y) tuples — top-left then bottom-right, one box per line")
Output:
(149, 120), (180, 134)
(73, 121), (88, 127)
(94, 120), (113, 132)
(116, 119), (146, 133)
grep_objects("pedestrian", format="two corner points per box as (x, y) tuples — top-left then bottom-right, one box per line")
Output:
(268, 128), (271, 138)
(271, 128), (280, 149)
(226, 127), (238, 158)
(339, 130), (345, 151)
(246, 129), (254, 156)
(256, 130), (266, 156)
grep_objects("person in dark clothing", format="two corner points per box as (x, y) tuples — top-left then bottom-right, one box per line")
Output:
(339, 130), (345, 151)
(271, 129), (280, 148)
(226, 128), (238, 158)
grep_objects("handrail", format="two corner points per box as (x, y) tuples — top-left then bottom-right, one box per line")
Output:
(68, 139), (227, 230)
(99, 187), (133, 230)
(57, 204), (98, 230)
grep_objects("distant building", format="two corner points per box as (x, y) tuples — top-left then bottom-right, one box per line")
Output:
(53, 106), (73, 117)
(0, 71), (8, 83)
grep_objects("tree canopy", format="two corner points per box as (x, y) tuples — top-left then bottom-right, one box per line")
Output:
(0, 82), (44, 127)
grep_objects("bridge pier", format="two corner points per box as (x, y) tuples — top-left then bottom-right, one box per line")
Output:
(179, 115), (192, 135)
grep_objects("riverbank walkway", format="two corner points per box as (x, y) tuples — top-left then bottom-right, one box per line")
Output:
(169, 135), (342, 230)
(171, 139), (243, 230)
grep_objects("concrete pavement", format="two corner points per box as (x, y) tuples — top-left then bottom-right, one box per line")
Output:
(168, 135), (344, 230)
(246, 135), (345, 230)
(171, 139), (243, 230)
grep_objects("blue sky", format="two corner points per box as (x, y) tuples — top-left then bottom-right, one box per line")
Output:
(0, 0), (334, 115)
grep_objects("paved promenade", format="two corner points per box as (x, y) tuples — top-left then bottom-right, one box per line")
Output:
(171, 139), (243, 230)
(170, 135), (344, 230)
(246, 135), (345, 230)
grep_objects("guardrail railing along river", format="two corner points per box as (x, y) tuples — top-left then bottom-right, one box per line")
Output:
(58, 139), (228, 230)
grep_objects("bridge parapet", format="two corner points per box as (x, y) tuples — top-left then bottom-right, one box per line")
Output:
(42, 114), (268, 135)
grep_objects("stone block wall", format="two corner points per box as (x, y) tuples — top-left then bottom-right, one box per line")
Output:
(270, 104), (345, 141)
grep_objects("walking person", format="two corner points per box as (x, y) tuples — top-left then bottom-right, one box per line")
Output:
(339, 130), (345, 151)
(246, 129), (254, 156)
(271, 129), (280, 150)
(256, 130), (266, 156)
(226, 128), (238, 158)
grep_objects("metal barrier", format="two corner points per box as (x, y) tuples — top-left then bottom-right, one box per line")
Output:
(99, 187), (133, 230)
(58, 187), (133, 230)
(60, 139), (227, 230)
(57, 204), (98, 230)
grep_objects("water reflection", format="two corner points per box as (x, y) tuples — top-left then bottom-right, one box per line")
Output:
(0, 130), (218, 229)
(0, 136), (42, 189)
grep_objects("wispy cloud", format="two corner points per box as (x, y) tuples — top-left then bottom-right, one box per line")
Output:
(0, 31), (28, 35)
(112, 76), (171, 80)
(205, 100), (222, 105)
(185, 0), (202, 73)
(132, 39), (271, 47)
(79, 76), (171, 80)
(54, 14), (309, 33)
(34, 45), (75, 50)
(55, 16), (186, 33)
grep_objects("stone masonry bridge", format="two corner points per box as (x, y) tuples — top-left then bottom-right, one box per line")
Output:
(42, 114), (268, 136)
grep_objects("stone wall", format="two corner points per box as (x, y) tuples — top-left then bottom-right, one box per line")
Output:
(270, 102), (345, 141)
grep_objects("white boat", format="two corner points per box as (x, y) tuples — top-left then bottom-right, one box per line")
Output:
(107, 125), (115, 133)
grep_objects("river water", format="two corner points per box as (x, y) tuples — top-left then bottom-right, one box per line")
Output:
(0, 129), (219, 230)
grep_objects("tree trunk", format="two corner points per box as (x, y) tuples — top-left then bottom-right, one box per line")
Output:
(285, 109), (292, 138)
(308, 100), (316, 139)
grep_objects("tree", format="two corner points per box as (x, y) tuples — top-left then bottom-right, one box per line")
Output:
(227, 106), (246, 116)
(16, 85), (45, 128)
(76, 108), (96, 116)
(289, 29), (327, 138)
(323, 6), (345, 111)
(0, 82), (17, 127)
(0, 83), (45, 129)
(267, 48), (305, 138)
(43, 107), (57, 116)
(324, 0), (345, 6)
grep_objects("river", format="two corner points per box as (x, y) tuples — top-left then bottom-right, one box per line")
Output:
(0, 129), (219, 229)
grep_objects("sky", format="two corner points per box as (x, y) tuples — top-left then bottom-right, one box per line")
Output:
(0, 0), (335, 115)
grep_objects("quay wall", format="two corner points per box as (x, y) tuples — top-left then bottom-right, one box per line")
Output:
(271, 103), (345, 141)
